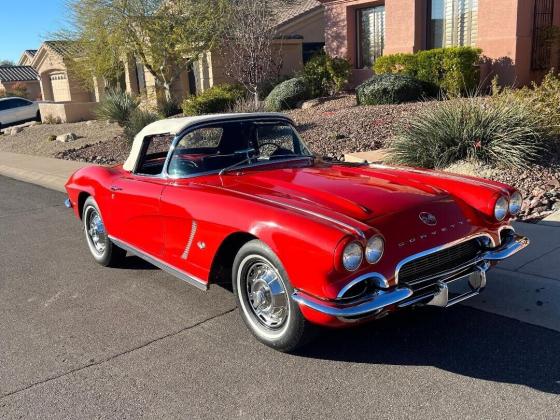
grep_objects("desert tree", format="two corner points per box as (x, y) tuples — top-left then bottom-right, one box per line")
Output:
(0, 60), (15, 67)
(221, 0), (295, 105)
(63, 0), (228, 103)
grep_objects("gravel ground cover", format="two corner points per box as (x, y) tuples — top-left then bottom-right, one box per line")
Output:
(286, 94), (435, 159)
(0, 120), (122, 158)
(447, 159), (560, 222)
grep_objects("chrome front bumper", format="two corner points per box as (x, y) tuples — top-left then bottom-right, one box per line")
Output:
(292, 233), (529, 320)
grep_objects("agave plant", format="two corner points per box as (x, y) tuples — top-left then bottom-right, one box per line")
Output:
(95, 89), (139, 127)
(389, 96), (547, 169)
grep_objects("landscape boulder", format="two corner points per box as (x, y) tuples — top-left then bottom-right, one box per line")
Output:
(56, 133), (78, 143)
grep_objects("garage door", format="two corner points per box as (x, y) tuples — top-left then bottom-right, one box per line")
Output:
(50, 72), (71, 102)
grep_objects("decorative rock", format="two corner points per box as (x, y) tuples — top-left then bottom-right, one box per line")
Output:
(56, 133), (78, 143)
(301, 99), (322, 110)
(28, 121), (40, 127)
(85, 120), (94, 126)
(9, 127), (23, 135)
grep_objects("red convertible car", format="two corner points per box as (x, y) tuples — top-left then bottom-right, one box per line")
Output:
(65, 113), (529, 351)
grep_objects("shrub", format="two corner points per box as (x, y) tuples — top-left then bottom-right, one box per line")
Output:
(258, 75), (291, 101)
(95, 90), (138, 126)
(158, 99), (181, 118)
(124, 109), (160, 143)
(356, 74), (433, 105)
(181, 84), (245, 116)
(43, 115), (62, 124)
(265, 77), (309, 111)
(302, 52), (352, 98)
(492, 71), (560, 136)
(228, 96), (267, 113)
(388, 96), (546, 169)
(7, 82), (29, 99)
(373, 47), (481, 96)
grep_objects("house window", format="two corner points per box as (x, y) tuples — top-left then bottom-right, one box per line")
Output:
(357, 5), (385, 68)
(531, 0), (555, 70)
(428, 0), (478, 49)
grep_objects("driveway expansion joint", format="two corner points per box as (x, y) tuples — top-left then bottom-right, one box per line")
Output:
(0, 307), (237, 401)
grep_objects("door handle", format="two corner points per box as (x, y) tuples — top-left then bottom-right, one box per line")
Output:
(110, 185), (123, 191)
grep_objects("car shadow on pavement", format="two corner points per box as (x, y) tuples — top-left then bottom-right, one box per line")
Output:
(297, 305), (560, 395)
(117, 255), (159, 270)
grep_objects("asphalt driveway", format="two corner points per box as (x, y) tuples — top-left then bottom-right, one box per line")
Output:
(0, 176), (559, 419)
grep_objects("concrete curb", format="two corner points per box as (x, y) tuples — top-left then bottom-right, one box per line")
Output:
(0, 151), (91, 193)
(539, 210), (560, 227)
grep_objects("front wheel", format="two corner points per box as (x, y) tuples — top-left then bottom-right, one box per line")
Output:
(82, 196), (125, 266)
(232, 240), (316, 352)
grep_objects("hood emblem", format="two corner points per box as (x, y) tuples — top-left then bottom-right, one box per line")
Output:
(419, 212), (437, 226)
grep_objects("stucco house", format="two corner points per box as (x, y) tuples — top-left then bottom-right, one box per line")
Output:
(18, 50), (38, 66)
(120, 0), (325, 102)
(20, 1), (325, 120)
(28, 41), (97, 122)
(0, 66), (42, 100)
(320, 0), (560, 87)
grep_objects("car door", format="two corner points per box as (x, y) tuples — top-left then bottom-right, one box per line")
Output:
(108, 174), (167, 257)
(107, 135), (173, 258)
(0, 99), (17, 124)
(14, 99), (36, 121)
(160, 124), (233, 279)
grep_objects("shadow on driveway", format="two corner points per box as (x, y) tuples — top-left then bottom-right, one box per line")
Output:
(296, 305), (560, 395)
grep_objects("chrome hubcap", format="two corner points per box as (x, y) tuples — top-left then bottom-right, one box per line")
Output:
(246, 261), (288, 329)
(87, 210), (106, 254)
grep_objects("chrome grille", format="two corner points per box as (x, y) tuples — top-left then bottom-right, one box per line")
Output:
(398, 239), (481, 287)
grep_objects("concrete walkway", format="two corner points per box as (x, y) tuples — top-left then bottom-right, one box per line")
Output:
(1, 151), (559, 332)
(0, 151), (91, 193)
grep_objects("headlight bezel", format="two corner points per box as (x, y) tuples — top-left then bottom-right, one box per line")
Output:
(342, 241), (363, 272)
(494, 195), (509, 221)
(365, 235), (384, 264)
(508, 191), (523, 216)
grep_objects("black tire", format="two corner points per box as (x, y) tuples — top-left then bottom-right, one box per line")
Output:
(36, 111), (41, 122)
(82, 196), (126, 267)
(232, 239), (316, 352)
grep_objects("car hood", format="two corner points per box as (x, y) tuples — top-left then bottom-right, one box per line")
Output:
(216, 163), (453, 223)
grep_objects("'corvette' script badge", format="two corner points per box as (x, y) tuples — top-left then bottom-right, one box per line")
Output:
(419, 212), (437, 226)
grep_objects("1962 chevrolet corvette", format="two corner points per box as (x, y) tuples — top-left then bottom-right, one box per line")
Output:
(65, 113), (529, 351)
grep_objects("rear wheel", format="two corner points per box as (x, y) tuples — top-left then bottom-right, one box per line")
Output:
(82, 196), (125, 267)
(232, 239), (316, 352)
(36, 111), (41, 122)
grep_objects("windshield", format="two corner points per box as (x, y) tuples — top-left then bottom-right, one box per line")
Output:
(167, 120), (313, 177)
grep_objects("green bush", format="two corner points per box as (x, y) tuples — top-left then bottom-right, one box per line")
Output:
(228, 96), (267, 113)
(181, 84), (245, 116)
(302, 52), (352, 98)
(95, 89), (139, 126)
(158, 99), (181, 118)
(258, 75), (291, 101)
(492, 71), (560, 136)
(265, 77), (309, 111)
(373, 47), (482, 96)
(124, 109), (160, 143)
(388, 96), (545, 169)
(356, 74), (433, 105)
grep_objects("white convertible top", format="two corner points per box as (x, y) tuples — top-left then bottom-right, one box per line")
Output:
(122, 112), (292, 172)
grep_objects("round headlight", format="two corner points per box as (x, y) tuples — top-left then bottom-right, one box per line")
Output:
(509, 191), (523, 215)
(342, 241), (363, 272)
(494, 196), (508, 221)
(365, 235), (384, 264)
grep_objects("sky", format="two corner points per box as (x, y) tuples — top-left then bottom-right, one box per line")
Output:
(0, 0), (68, 63)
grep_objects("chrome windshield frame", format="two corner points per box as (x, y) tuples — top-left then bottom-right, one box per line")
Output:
(162, 116), (313, 180)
